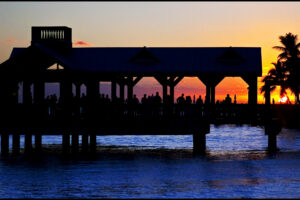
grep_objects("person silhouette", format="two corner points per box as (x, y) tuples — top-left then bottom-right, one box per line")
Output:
(196, 95), (203, 105)
(177, 93), (185, 104)
(225, 94), (232, 104)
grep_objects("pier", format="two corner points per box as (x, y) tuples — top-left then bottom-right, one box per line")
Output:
(0, 26), (283, 155)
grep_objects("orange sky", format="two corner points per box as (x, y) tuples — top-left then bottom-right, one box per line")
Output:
(1, 2), (300, 103)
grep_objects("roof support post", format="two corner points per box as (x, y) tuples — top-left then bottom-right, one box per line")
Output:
(119, 83), (125, 103)
(60, 80), (73, 121)
(34, 80), (45, 122)
(74, 82), (81, 99)
(169, 76), (183, 104)
(242, 75), (258, 124)
(34, 80), (45, 105)
(23, 81), (32, 105)
(154, 76), (168, 104)
(127, 76), (133, 104)
(86, 80), (99, 122)
(210, 76), (224, 104)
(111, 80), (117, 103)
(242, 75), (258, 106)
(198, 76), (211, 104)
(86, 80), (99, 104)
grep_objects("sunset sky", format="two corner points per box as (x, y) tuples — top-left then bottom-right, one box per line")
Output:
(1, 2), (300, 103)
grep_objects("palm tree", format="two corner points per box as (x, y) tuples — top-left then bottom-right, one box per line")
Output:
(260, 61), (288, 98)
(273, 32), (300, 103)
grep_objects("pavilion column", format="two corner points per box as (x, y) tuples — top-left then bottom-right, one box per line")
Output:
(86, 80), (99, 103)
(242, 76), (258, 106)
(242, 76), (258, 124)
(33, 80), (45, 105)
(205, 85), (211, 104)
(111, 80), (117, 103)
(210, 76), (224, 104)
(169, 76), (183, 104)
(75, 82), (81, 99)
(60, 80), (73, 105)
(154, 76), (168, 104)
(210, 86), (215, 104)
(60, 80), (73, 124)
(163, 84), (168, 104)
(74, 82), (81, 117)
(170, 85), (174, 104)
(119, 83), (125, 103)
(127, 77), (134, 103)
(23, 81), (32, 104)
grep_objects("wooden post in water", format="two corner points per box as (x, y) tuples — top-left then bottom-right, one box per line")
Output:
(25, 134), (32, 153)
(12, 134), (20, 154)
(265, 118), (281, 152)
(193, 121), (210, 155)
(193, 132), (206, 155)
(72, 133), (79, 153)
(1, 133), (9, 155)
(90, 134), (97, 153)
(82, 134), (89, 153)
(35, 134), (42, 152)
(62, 134), (70, 154)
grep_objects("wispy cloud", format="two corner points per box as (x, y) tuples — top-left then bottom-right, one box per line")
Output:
(73, 40), (93, 46)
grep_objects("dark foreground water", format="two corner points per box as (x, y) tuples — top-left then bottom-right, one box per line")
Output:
(1, 125), (300, 198)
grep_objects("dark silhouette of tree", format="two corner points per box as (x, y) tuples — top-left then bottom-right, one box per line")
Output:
(260, 61), (288, 98)
(273, 32), (300, 103)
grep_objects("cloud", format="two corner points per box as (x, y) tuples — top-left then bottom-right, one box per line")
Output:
(5, 38), (16, 43)
(73, 40), (92, 46)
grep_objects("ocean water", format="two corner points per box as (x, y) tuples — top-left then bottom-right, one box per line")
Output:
(1, 124), (300, 198)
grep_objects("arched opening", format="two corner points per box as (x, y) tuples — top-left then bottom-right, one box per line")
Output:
(215, 77), (248, 104)
(99, 81), (111, 99)
(45, 82), (60, 102)
(133, 77), (161, 103)
(80, 84), (87, 97)
(175, 77), (205, 104)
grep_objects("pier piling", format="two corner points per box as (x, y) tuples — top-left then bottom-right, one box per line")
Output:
(72, 134), (79, 153)
(12, 134), (20, 154)
(1, 133), (9, 155)
(82, 134), (89, 152)
(265, 118), (282, 152)
(35, 134), (42, 152)
(62, 134), (70, 154)
(25, 134), (32, 153)
(90, 134), (96, 153)
(193, 132), (207, 155)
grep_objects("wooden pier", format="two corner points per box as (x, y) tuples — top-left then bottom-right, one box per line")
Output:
(0, 26), (283, 156)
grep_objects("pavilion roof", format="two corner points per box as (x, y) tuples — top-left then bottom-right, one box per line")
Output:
(6, 44), (262, 76)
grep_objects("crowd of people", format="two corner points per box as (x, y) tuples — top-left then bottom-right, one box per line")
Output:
(42, 92), (237, 106)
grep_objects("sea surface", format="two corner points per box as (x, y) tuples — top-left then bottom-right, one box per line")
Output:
(1, 124), (300, 198)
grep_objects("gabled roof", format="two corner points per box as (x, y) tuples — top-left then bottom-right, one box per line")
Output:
(6, 45), (262, 76)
